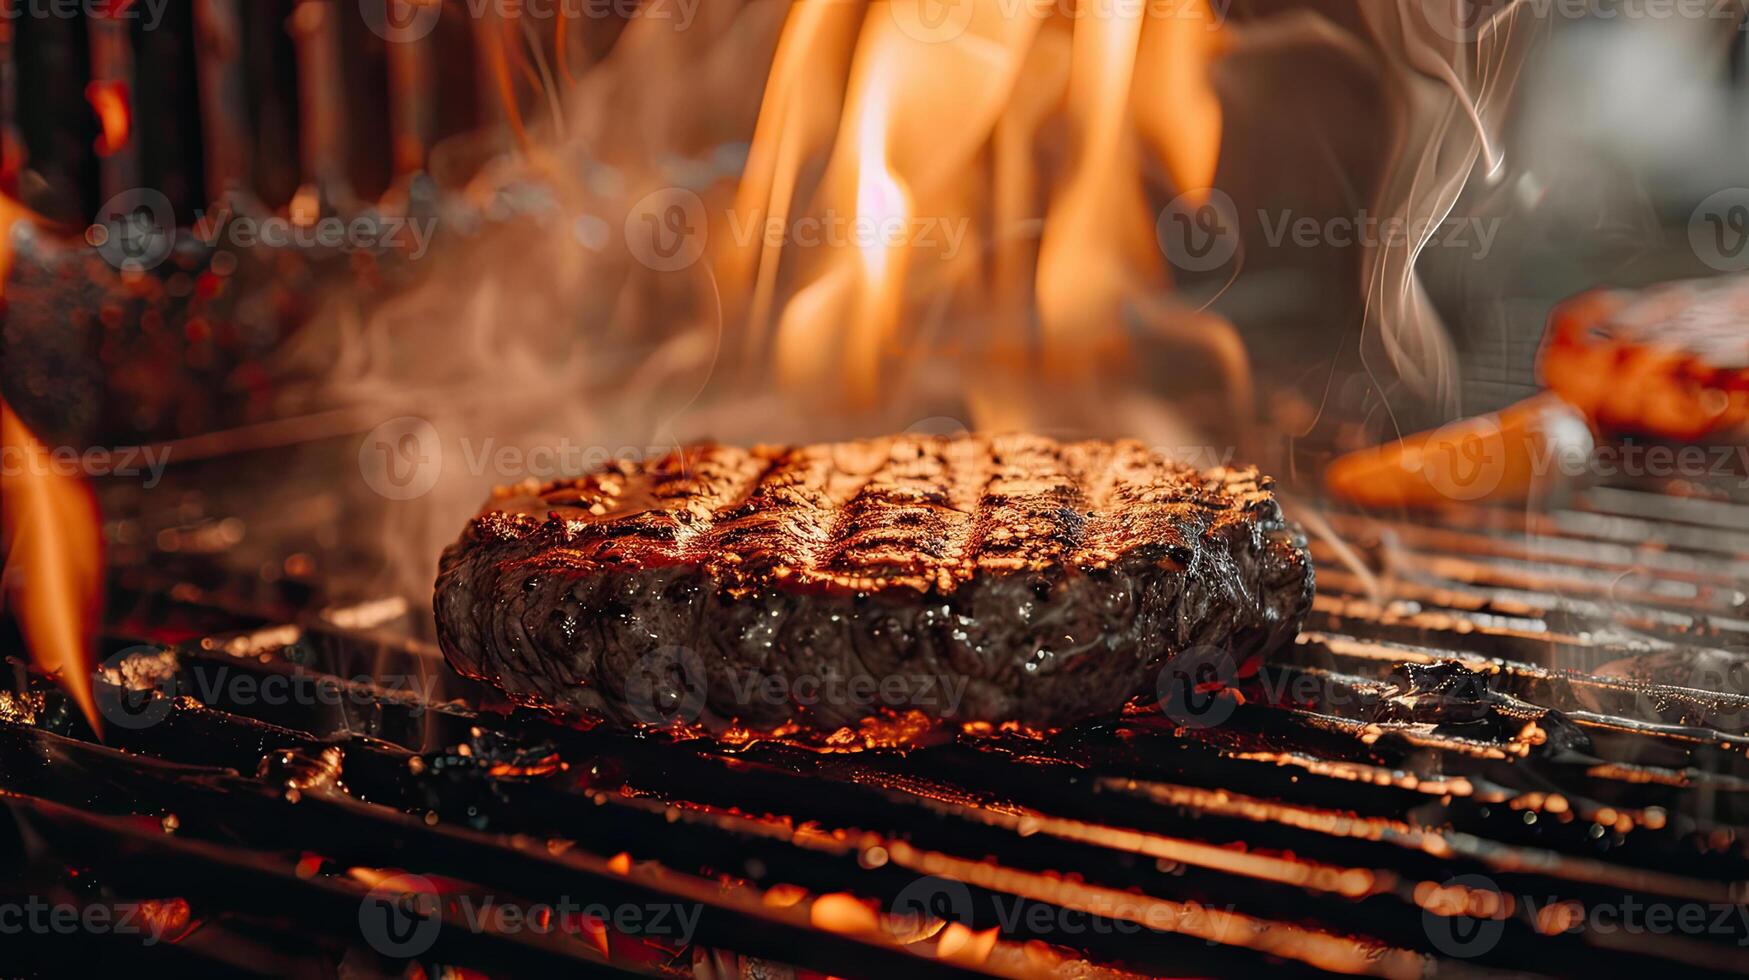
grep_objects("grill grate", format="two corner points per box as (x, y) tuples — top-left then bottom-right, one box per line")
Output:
(5, 480), (1749, 978)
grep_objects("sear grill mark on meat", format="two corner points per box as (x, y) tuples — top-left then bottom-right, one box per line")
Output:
(434, 434), (1315, 731)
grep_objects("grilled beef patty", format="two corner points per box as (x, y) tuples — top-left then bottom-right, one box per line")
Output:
(434, 434), (1314, 730)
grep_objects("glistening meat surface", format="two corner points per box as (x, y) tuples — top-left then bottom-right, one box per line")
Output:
(434, 434), (1314, 730)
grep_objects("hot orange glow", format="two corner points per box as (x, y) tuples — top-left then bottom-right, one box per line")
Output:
(935, 922), (1000, 965)
(1135, 3), (1226, 198)
(728, 0), (1225, 410)
(0, 402), (105, 734)
(0, 198), (104, 734)
(0, 195), (22, 285)
(84, 81), (132, 158)
(576, 913), (612, 957)
(289, 186), (321, 227)
(762, 883), (809, 908)
(809, 892), (881, 934)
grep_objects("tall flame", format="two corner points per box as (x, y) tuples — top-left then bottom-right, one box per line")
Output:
(0, 198), (105, 733)
(1034, 0), (1152, 368)
(726, 0), (1226, 411)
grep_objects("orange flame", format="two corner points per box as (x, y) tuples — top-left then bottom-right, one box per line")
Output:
(1035, 0), (1153, 368)
(0, 198), (104, 733)
(725, 0), (1226, 410)
(84, 81), (132, 158)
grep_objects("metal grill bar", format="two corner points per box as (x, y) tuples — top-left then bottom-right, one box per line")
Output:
(5, 486), (1749, 977)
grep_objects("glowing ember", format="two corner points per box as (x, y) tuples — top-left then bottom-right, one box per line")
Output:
(84, 81), (132, 158)
(485, 753), (564, 778)
(576, 914), (611, 958)
(935, 922), (1000, 965)
(132, 897), (194, 943)
(809, 892), (880, 934)
(761, 883), (809, 908)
